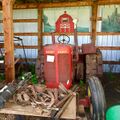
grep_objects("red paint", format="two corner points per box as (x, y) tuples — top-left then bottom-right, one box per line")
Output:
(55, 11), (74, 33)
(44, 44), (73, 89)
(82, 43), (96, 54)
(79, 96), (90, 108)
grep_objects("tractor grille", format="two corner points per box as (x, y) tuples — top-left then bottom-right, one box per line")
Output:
(45, 56), (56, 83)
(58, 54), (70, 83)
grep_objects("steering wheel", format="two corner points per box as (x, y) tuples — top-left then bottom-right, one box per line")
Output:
(57, 34), (70, 44)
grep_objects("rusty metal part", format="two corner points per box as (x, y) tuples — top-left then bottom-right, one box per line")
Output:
(34, 84), (46, 93)
(27, 85), (37, 99)
(53, 88), (58, 103)
(38, 92), (51, 99)
(22, 91), (30, 102)
(47, 91), (55, 108)
(82, 43), (96, 54)
(16, 93), (24, 102)
(14, 91), (31, 106)
(33, 99), (47, 106)
(13, 84), (77, 117)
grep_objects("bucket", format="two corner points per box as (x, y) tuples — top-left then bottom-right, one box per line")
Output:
(106, 105), (120, 120)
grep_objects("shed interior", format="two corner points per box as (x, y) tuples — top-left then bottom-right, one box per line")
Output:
(0, 0), (119, 119)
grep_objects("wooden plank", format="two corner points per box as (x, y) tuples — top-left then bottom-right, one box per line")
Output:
(0, 32), (120, 36)
(38, 8), (43, 51)
(14, 32), (38, 36)
(14, 58), (120, 65)
(42, 32), (120, 36)
(0, 19), (38, 23)
(12, 1), (92, 9)
(42, 32), (91, 36)
(1, 43), (120, 50)
(38, 1), (92, 8)
(97, 32), (120, 35)
(98, 46), (120, 50)
(0, 0), (119, 10)
(0, 43), (38, 49)
(14, 45), (38, 49)
(0, 32), (38, 36)
(103, 61), (120, 65)
(2, 0), (15, 83)
(98, 0), (120, 5)
(15, 58), (36, 63)
(11, 0), (120, 9)
(91, 1), (98, 45)
(0, 95), (76, 119)
(14, 46), (120, 50)
(61, 95), (76, 119)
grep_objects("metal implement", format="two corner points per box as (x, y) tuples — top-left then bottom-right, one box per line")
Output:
(0, 72), (32, 109)
(14, 36), (29, 67)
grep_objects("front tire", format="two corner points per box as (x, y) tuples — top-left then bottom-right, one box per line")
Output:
(87, 76), (106, 120)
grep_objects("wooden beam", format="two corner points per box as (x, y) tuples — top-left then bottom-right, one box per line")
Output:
(0, 32), (38, 36)
(1, 44), (120, 50)
(38, 8), (43, 51)
(38, 1), (92, 8)
(0, 0), (120, 10)
(91, 1), (98, 45)
(13, 3), (38, 9)
(15, 58), (120, 65)
(13, 1), (92, 9)
(103, 61), (120, 65)
(0, 43), (38, 49)
(14, 45), (38, 49)
(0, 32), (120, 37)
(13, 32), (38, 36)
(0, 19), (38, 23)
(2, 0), (15, 83)
(97, 32), (120, 35)
(98, 46), (120, 50)
(11, 0), (120, 9)
(98, 0), (120, 5)
(42, 32), (91, 36)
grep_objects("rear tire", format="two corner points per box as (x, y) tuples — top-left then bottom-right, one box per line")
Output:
(87, 76), (106, 120)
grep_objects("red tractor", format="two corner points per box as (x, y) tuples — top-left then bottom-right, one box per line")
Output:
(36, 11), (106, 120)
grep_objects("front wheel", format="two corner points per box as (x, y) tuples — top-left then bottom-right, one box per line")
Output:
(87, 76), (106, 120)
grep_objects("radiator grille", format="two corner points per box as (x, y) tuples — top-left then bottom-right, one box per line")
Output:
(58, 54), (70, 83)
(45, 56), (56, 83)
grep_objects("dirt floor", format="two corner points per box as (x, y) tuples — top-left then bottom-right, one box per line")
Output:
(102, 73), (120, 107)
(0, 73), (119, 120)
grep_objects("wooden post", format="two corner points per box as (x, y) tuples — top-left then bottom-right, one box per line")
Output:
(91, 1), (98, 45)
(2, 0), (15, 83)
(38, 8), (43, 51)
